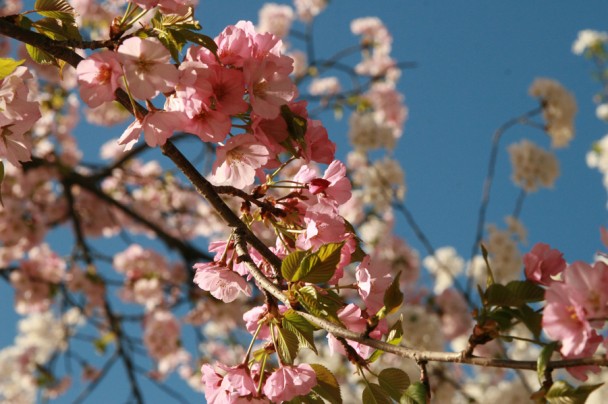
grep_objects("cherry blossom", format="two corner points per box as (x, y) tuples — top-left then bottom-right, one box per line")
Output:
(356, 255), (393, 314)
(76, 50), (122, 108)
(262, 364), (317, 402)
(201, 363), (259, 403)
(118, 110), (184, 150)
(0, 66), (41, 165)
(210, 134), (270, 189)
(523, 242), (566, 286)
(543, 261), (608, 357)
(117, 37), (178, 101)
(193, 262), (252, 302)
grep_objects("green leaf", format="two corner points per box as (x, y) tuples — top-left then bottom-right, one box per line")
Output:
(34, 0), (75, 20)
(362, 383), (392, 404)
(179, 30), (218, 56)
(378, 368), (410, 401)
(33, 17), (81, 41)
(546, 381), (603, 404)
(280, 105), (308, 157)
(295, 285), (343, 325)
(537, 342), (559, 385)
(480, 243), (495, 287)
(158, 7), (201, 30)
(282, 250), (308, 282)
(518, 304), (543, 339)
(383, 271), (404, 315)
(487, 308), (517, 331)
(350, 244), (367, 263)
(0, 58), (24, 80)
(485, 280), (545, 307)
(400, 382), (428, 404)
(281, 105), (308, 140)
(25, 44), (57, 66)
(282, 309), (318, 354)
(310, 364), (342, 404)
(297, 243), (344, 284)
(152, 20), (183, 62)
(275, 326), (299, 365)
(368, 317), (404, 362)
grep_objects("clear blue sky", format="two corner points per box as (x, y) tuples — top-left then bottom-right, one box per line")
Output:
(2, 1), (608, 402)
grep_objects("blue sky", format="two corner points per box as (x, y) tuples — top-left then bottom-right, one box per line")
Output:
(2, 0), (608, 402)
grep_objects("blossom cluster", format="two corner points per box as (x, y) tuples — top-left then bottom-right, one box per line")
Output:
(524, 241), (608, 381)
(0, 66), (41, 166)
(1, 0), (606, 402)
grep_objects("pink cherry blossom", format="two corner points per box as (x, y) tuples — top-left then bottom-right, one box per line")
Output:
(76, 50), (123, 108)
(523, 242), (566, 286)
(244, 58), (296, 119)
(117, 37), (178, 100)
(542, 261), (608, 357)
(193, 262), (251, 302)
(207, 65), (248, 115)
(10, 243), (66, 314)
(356, 255), (393, 314)
(143, 310), (190, 375)
(262, 364), (316, 402)
(297, 203), (346, 250)
(210, 134), (270, 189)
(327, 303), (384, 358)
(301, 119), (336, 164)
(183, 103), (232, 143)
(201, 363), (259, 403)
(314, 160), (352, 204)
(243, 305), (288, 340)
(214, 22), (256, 67)
(118, 110), (184, 150)
(560, 333), (603, 381)
(564, 261), (608, 325)
(0, 66), (41, 166)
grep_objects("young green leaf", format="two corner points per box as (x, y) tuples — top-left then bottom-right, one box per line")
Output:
(25, 44), (57, 66)
(400, 382), (428, 404)
(546, 380), (603, 404)
(368, 317), (403, 363)
(297, 242), (344, 284)
(179, 30), (219, 56)
(518, 304), (543, 338)
(34, 0), (75, 20)
(33, 17), (82, 41)
(378, 368), (410, 401)
(281, 105), (308, 143)
(480, 243), (495, 287)
(295, 285), (343, 325)
(383, 271), (404, 315)
(310, 364), (342, 404)
(485, 280), (545, 307)
(0, 58), (24, 80)
(275, 326), (299, 365)
(537, 342), (558, 385)
(362, 383), (392, 404)
(282, 309), (318, 354)
(282, 250), (308, 282)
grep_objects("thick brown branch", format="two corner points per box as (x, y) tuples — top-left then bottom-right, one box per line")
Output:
(0, 16), (84, 67)
(160, 141), (283, 271)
